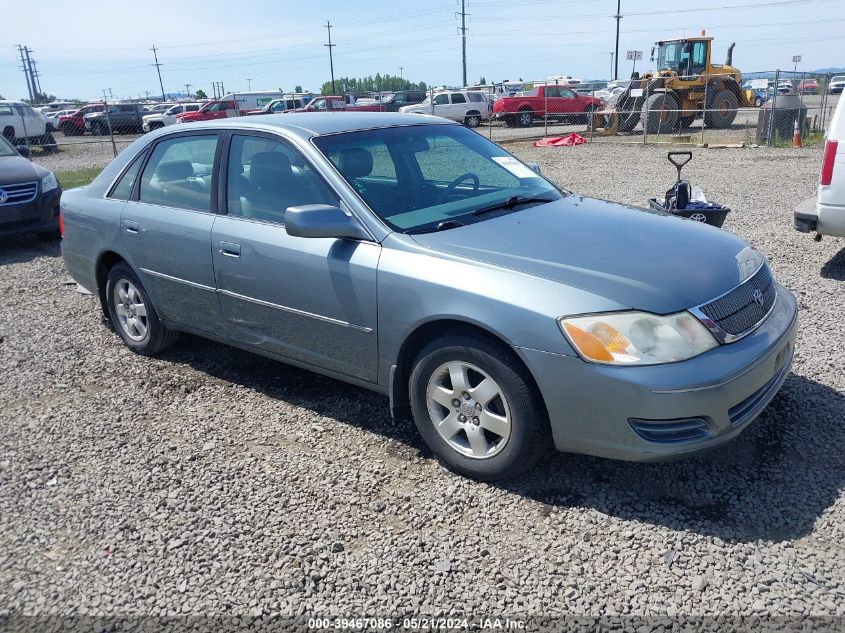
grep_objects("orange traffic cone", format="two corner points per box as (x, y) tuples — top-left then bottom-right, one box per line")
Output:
(793, 119), (802, 148)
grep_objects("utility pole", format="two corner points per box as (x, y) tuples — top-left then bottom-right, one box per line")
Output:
(17, 45), (34, 102)
(324, 21), (336, 94)
(246, 78), (252, 90)
(103, 89), (109, 101)
(399, 67), (404, 80)
(31, 59), (43, 97)
(185, 83), (192, 98)
(609, 52), (614, 80)
(145, 90), (150, 99)
(24, 47), (39, 101)
(151, 45), (166, 101)
(457, 0), (468, 87)
(614, 0), (622, 80)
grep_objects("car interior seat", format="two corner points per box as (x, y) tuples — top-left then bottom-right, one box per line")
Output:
(241, 151), (312, 222)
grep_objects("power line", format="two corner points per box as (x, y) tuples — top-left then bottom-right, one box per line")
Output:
(325, 21), (337, 94)
(151, 45), (166, 101)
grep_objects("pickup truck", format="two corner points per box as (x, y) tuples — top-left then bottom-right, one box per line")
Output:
(84, 103), (148, 135)
(492, 84), (604, 127)
(290, 96), (385, 113)
(58, 103), (105, 136)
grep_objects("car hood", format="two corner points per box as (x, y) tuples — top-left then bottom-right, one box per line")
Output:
(0, 155), (42, 185)
(410, 195), (762, 314)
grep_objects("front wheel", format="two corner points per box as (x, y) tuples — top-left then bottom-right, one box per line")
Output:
(516, 109), (534, 127)
(105, 263), (179, 355)
(409, 332), (550, 481)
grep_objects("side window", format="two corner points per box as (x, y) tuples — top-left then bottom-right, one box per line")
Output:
(691, 42), (707, 75)
(139, 135), (218, 211)
(451, 93), (467, 104)
(0, 104), (13, 116)
(467, 92), (484, 102)
(545, 86), (562, 98)
(433, 94), (449, 106)
(560, 88), (575, 98)
(226, 135), (338, 224)
(109, 150), (147, 200)
(187, 105), (200, 112)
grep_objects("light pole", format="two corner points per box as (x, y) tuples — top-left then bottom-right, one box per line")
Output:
(399, 66), (404, 80)
(247, 78), (252, 90)
(610, 52), (614, 80)
(614, 0), (622, 80)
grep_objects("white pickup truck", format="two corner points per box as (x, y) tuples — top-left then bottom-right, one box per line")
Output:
(794, 94), (844, 238)
(0, 100), (57, 150)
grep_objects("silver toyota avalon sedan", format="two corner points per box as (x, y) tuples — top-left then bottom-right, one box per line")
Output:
(60, 113), (797, 481)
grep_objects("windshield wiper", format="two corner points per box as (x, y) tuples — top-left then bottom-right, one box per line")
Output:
(472, 194), (558, 217)
(407, 219), (466, 235)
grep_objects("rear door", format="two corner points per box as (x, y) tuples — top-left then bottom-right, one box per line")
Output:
(120, 131), (223, 336)
(449, 92), (468, 120)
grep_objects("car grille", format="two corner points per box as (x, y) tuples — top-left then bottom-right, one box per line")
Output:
(699, 264), (776, 337)
(0, 182), (38, 206)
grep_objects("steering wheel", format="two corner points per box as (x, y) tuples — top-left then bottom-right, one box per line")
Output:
(435, 173), (480, 205)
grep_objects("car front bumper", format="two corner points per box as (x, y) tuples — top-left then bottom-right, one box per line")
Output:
(0, 187), (62, 238)
(516, 283), (797, 461)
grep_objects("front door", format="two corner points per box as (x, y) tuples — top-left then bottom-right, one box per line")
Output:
(211, 132), (380, 381)
(120, 132), (223, 336)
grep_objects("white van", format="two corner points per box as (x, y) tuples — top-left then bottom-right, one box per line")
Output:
(794, 95), (844, 238)
(228, 91), (285, 114)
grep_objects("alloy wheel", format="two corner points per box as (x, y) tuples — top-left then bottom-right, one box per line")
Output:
(113, 279), (149, 342)
(425, 361), (511, 459)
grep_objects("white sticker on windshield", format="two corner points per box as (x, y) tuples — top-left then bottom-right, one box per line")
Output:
(492, 156), (539, 179)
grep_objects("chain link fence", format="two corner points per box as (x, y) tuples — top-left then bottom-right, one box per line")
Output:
(8, 69), (841, 171)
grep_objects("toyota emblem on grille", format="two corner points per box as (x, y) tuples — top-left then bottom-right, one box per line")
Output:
(753, 289), (765, 307)
(689, 213), (707, 222)
(0, 189), (7, 204)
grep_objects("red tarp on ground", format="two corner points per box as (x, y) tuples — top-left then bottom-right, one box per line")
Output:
(533, 133), (586, 147)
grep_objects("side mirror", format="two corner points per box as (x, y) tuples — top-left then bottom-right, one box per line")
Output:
(16, 145), (31, 159)
(525, 161), (541, 174)
(285, 204), (370, 240)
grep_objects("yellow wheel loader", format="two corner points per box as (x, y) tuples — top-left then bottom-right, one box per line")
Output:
(595, 33), (756, 135)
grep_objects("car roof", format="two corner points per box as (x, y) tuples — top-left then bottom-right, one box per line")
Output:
(177, 112), (454, 138)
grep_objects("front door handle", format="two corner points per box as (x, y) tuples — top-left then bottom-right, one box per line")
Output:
(124, 219), (140, 234)
(219, 241), (241, 258)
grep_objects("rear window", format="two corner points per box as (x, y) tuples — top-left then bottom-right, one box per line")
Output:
(451, 93), (466, 104)
(467, 92), (484, 102)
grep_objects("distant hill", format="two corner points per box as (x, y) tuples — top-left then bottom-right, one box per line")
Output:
(813, 68), (845, 74)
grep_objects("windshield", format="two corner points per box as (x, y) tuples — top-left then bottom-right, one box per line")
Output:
(313, 124), (562, 233)
(657, 41), (689, 72)
(0, 134), (17, 157)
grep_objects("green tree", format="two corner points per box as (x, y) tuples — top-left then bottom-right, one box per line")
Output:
(479, 76), (487, 85)
(320, 74), (427, 95)
(194, 89), (207, 99)
(294, 85), (303, 93)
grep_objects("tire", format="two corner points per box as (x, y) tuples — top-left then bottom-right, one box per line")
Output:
(641, 93), (680, 134)
(617, 109), (640, 132)
(408, 331), (550, 481)
(94, 122), (109, 136)
(503, 115), (517, 127)
(704, 88), (738, 129)
(576, 105), (596, 126)
(105, 263), (179, 356)
(516, 108), (534, 128)
(679, 115), (696, 130)
(464, 112), (482, 128)
(40, 132), (58, 153)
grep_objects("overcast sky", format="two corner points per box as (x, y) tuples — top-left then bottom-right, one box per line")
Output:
(2, 0), (844, 101)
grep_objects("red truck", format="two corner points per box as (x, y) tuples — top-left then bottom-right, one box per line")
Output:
(176, 99), (237, 123)
(57, 103), (105, 136)
(290, 96), (385, 113)
(492, 84), (604, 127)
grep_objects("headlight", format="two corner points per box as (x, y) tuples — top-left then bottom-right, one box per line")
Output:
(559, 311), (717, 365)
(41, 172), (59, 193)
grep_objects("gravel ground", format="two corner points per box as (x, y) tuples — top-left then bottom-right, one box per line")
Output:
(2, 142), (845, 630)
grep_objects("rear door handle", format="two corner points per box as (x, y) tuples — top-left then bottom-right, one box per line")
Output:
(219, 241), (241, 258)
(124, 220), (140, 234)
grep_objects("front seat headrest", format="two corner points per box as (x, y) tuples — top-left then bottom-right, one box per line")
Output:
(337, 148), (373, 179)
(156, 160), (193, 182)
(250, 152), (292, 188)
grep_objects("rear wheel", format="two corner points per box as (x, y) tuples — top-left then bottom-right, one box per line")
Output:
(704, 88), (738, 129)
(409, 332), (550, 481)
(641, 93), (680, 134)
(516, 108), (534, 128)
(36, 229), (61, 241)
(464, 112), (482, 128)
(105, 263), (179, 356)
(40, 132), (58, 153)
